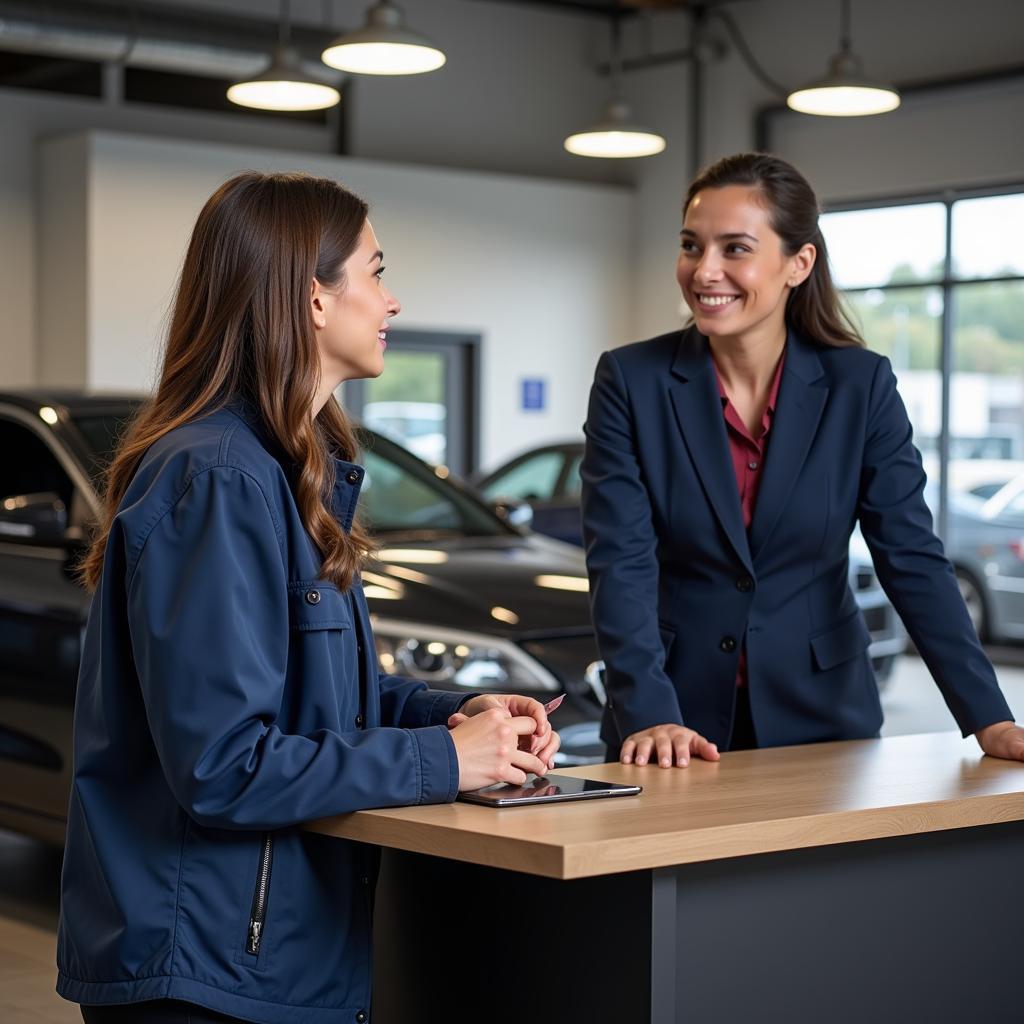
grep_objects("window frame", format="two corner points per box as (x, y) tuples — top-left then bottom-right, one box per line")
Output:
(822, 182), (1024, 541)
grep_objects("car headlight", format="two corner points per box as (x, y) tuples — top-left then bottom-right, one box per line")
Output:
(371, 617), (559, 693)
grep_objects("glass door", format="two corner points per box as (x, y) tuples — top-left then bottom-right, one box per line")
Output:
(341, 329), (480, 478)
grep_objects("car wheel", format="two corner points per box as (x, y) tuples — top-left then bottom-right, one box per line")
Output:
(955, 568), (989, 642)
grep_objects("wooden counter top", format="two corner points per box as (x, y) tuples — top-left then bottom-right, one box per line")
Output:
(306, 731), (1024, 879)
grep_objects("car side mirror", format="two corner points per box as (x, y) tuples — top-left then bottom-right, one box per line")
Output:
(491, 498), (534, 529)
(0, 491), (70, 545)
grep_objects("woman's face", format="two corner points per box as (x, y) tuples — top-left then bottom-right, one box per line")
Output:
(312, 219), (400, 383)
(676, 185), (814, 344)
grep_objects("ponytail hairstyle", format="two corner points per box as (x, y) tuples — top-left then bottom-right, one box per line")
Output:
(80, 171), (376, 592)
(683, 152), (864, 348)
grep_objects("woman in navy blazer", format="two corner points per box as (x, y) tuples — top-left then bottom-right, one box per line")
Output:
(581, 152), (1024, 770)
(59, 173), (559, 1024)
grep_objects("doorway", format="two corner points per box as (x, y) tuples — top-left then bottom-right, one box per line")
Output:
(341, 329), (481, 478)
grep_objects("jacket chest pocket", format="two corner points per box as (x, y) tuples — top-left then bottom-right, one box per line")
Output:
(287, 580), (361, 723)
(288, 580), (352, 632)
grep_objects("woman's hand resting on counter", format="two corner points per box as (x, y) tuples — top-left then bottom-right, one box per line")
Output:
(975, 720), (1024, 761)
(447, 694), (562, 791)
(620, 724), (720, 768)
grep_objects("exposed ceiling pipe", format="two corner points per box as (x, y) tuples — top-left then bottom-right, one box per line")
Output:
(0, 0), (339, 79)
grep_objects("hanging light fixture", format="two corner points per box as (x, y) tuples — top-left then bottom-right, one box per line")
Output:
(787, 0), (899, 116)
(564, 99), (666, 159)
(228, 0), (340, 111)
(321, 0), (446, 76)
(564, 15), (665, 159)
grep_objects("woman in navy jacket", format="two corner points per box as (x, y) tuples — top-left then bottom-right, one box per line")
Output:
(57, 172), (560, 1024)
(581, 152), (1024, 770)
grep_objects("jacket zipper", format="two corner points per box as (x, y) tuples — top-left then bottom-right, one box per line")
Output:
(246, 833), (274, 956)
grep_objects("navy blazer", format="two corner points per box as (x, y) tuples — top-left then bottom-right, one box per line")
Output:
(581, 326), (1013, 751)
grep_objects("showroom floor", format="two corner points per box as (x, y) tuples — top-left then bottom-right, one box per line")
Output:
(4, 649), (1024, 1022)
(0, 836), (73, 1022)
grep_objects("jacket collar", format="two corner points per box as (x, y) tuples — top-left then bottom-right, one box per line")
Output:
(669, 323), (824, 385)
(223, 396), (365, 532)
(224, 396), (285, 459)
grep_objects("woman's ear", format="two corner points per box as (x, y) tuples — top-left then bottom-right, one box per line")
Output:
(310, 278), (327, 330)
(788, 243), (817, 288)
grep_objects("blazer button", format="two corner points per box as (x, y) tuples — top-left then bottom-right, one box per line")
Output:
(736, 576), (753, 592)
(719, 636), (737, 653)
(346, 469), (361, 484)
(356, 1012), (368, 1023)
(355, 713), (365, 728)
(305, 589), (321, 605)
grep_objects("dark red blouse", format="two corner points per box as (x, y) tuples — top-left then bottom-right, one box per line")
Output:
(710, 352), (786, 687)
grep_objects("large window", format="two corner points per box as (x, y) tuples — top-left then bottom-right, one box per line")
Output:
(821, 188), (1024, 537)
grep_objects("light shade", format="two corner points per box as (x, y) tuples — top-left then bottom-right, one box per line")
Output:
(228, 45), (340, 111)
(321, 0), (446, 76)
(787, 51), (899, 116)
(564, 99), (666, 159)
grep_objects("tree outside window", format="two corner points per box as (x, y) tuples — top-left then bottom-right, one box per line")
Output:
(821, 190), (1024, 530)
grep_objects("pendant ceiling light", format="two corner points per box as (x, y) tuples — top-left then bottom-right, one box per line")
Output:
(228, 0), (340, 111)
(787, 0), (899, 116)
(564, 17), (665, 159)
(321, 0), (446, 76)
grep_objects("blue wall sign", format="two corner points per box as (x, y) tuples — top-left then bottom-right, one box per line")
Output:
(521, 378), (546, 411)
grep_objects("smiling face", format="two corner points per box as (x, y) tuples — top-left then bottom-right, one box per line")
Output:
(676, 185), (815, 346)
(311, 219), (400, 386)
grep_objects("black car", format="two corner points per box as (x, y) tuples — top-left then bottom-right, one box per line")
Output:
(0, 392), (606, 845)
(474, 440), (907, 682)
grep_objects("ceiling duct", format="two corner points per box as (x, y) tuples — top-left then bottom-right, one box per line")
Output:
(0, 0), (336, 80)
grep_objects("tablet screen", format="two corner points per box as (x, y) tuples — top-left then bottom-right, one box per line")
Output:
(458, 774), (641, 807)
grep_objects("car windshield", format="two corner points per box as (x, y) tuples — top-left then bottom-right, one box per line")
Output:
(70, 407), (141, 485)
(481, 450), (564, 502)
(69, 408), (504, 538)
(359, 432), (507, 537)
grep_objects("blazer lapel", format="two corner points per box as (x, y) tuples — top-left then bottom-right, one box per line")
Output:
(748, 333), (829, 560)
(668, 330), (753, 575)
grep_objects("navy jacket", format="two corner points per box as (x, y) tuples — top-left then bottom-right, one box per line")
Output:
(57, 403), (467, 1023)
(581, 327), (1013, 751)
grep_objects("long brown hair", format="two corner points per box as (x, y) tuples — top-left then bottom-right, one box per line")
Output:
(683, 152), (864, 348)
(81, 171), (375, 591)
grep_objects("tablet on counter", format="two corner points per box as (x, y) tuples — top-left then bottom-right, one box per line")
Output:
(458, 774), (642, 807)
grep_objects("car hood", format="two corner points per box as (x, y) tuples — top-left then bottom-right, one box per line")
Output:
(363, 533), (592, 636)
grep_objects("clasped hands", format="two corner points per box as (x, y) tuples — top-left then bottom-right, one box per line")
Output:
(447, 694), (562, 791)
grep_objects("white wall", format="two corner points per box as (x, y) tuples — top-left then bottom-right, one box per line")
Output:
(0, 0), (628, 392)
(39, 131), (634, 467)
(37, 135), (90, 389)
(0, 89), (335, 389)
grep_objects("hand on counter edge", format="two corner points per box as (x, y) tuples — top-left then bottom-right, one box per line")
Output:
(975, 720), (1024, 762)
(620, 723), (720, 768)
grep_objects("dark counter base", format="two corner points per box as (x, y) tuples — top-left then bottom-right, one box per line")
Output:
(371, 819), (1024, 1024)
